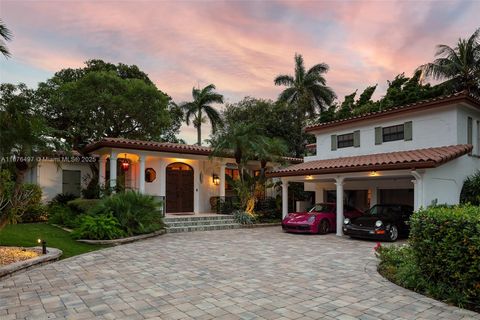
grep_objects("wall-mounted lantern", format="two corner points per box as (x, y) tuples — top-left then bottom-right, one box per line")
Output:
(212, 174), (220, 185)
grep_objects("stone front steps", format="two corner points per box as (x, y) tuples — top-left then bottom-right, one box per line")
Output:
(164, 214), (241, 233)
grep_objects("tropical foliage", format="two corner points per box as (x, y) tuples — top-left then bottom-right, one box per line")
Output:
(417, 28), (480, 94)
(219, 97), (306, 157)
(316, 70), (450, 124)
(72, 213), (125, 240)
(460, 170), (480, 205)
(275, 53), (336, 116)
(0, 19), (12, 58)
(181, 84), (224, 145)
(88, 191), (164, 236)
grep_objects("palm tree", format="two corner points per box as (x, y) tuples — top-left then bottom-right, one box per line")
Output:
(181, 84), (224, 145)
(417, 28), (480, 94)
(274, 53), (336, 116)
(210, 123), (261, 176)
(253, 137), (287, 179)
(0, 20), (12, 58)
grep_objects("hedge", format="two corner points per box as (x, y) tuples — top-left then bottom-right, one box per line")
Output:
(409, 205), (480, 307)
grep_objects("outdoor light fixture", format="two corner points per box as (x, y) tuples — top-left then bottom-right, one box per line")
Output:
(212, 174), (220, 185)
(306, 175), (314, 180)
(37, 239), (47, 254)
(369, 171), (379, 177)
(120, 153), (130, 172)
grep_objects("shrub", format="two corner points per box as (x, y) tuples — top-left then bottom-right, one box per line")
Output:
(72, 214), (125, 240)
(409, 205), (480, 309)
(255, 197), (281, 223)
(51, 193), (78, 205)
(377, 245), (427, 291)
(233, 210), (255, 225)
(67, 198), (101, 215)
(20, 203), (48, 223)
(48, 204), (79, 229)
(460, 171), (480, 205)
(0, 178), (47, 224)
(89, 191), (164, 236)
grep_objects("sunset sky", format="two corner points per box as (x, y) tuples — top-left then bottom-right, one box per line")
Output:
(1, 0), (479, 144)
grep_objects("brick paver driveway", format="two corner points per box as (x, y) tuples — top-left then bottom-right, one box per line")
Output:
(1, 228), (479, 320)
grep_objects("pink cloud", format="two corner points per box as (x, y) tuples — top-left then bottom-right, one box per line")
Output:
(1, 0), (479, 143)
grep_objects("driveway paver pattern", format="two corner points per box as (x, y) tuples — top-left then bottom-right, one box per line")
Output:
(1, 228), (479, 320)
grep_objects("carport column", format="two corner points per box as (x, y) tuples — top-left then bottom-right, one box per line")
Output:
(335, 176), (345, 236)
(139, 154), (146, 194)
(369, 187), (378, 207)
(281, 178), (289, 218)
(315, 185), (324, 203)
(98, 155), (107, 188)
(219, 162), (226, 198)
(411, 170), (424, 211)
(109, 151), (118, 192)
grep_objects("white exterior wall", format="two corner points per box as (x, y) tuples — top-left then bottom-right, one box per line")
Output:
(422, 155), (480, 207)
(32, 161), (93, 202)
(308, 106), (459, 161)
(457, 105), (480, 155)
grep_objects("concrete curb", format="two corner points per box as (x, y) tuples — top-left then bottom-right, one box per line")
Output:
(76, 229), (166, 245)
(0, 247), (62, 279)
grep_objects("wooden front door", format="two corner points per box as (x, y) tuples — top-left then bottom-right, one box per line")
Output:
(166, 163), (194, 213)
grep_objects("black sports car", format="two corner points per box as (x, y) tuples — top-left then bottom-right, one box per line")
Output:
(343, 204), (414, 241)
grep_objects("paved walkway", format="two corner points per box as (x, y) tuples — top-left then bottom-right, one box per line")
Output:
(1, 228), (479, 320)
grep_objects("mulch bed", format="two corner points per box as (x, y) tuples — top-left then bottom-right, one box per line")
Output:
(0, 247), (41, 266)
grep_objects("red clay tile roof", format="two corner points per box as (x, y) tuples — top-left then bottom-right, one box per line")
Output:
(84, 137), (303, 163)
(305, 91), (480, 133)
(266, 144), (473, 177)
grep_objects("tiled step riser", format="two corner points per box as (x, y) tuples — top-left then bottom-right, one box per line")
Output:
(164, 215), (233, 223)
(166, 220), (236, 227)
(166, 224), (241, 233)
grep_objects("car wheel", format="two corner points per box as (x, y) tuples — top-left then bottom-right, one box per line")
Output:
(318, 220), (330, 234)
(388, 225), (399, 242)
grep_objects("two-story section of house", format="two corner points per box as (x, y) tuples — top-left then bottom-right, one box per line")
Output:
(267, 91), (480, 236)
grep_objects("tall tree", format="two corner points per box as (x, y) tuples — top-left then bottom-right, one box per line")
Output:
(417, 28), (480, 94)
(0, 83), (58, 229)
(274, 53), (336, 116)
(181, 84), (224, 146)
(219, 97), (309, 157)
(36, 60), (177, 150)
(0, 19), (12, 58)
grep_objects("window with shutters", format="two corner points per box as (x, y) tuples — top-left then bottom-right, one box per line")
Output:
(337, 133), (354, 148)
(382, 124), (404, 142)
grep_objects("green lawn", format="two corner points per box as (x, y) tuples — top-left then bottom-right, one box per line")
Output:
(0, 223), (108, 259)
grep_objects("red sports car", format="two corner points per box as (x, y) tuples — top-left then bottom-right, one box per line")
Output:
(282, 203), (363, 234)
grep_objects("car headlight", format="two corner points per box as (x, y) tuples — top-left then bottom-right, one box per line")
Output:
(375, 220), (383, 228)
(307, 215), (316, 223)
(344, 218), (350, 225)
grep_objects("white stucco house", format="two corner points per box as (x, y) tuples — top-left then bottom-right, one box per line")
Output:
(27, 139), (301, 214)
(267, 91), (480, 236)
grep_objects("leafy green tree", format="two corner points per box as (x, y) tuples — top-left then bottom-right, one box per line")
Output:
(181, 84), (224, 146)
(0, 19), (12, 58)
(0, 83), (57, 229)
(209, 122), (263, 176)
(37, 61), (176, 150)
(220, 97), (310, 157)
(417, 28), (480, 94)
(274, 53), (336, 116)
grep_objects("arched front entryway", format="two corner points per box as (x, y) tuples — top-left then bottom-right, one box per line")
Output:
(166, 162), (194, 213)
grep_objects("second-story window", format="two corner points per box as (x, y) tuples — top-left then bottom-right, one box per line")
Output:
(337, 133), (354, 148)
(382, 124), (404, 142)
